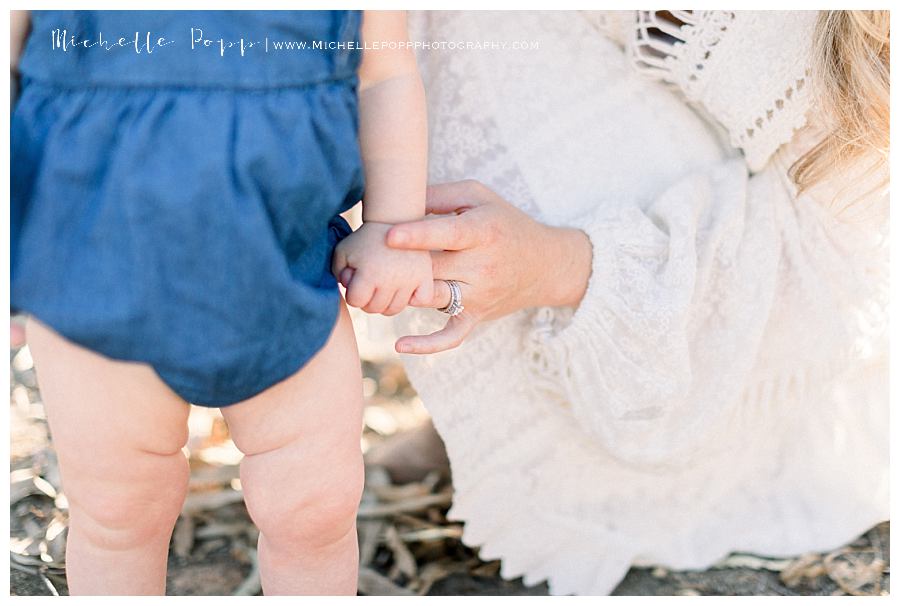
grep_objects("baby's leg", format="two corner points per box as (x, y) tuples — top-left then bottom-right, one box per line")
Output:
(220, 300), (364, 595)
(25, 318), (191, 595)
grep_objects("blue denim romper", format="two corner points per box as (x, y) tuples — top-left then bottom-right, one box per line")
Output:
(11, 11), (365, 406)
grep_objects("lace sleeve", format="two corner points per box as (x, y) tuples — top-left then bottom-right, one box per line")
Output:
(527, 145), (888, 466)
(404, 10), (887, 469)
(622, 10), (819, 172)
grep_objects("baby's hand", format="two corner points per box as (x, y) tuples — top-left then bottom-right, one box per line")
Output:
(332, 222), (433, 316)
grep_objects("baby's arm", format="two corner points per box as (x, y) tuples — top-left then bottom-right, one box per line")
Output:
(333, 11), (433, 316)
(356, 10), (427, 224)
(10, 10), (30, 348)
(11, 11), (30, 106)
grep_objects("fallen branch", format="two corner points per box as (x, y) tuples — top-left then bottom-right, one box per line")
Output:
(357, 492), (451, 519)
(232, 546), (261, 596)
(182, 489), (245, 515)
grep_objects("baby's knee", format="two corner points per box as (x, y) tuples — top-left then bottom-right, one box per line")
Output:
(67, 451), (190, 551)
(241, 449), (364, 551)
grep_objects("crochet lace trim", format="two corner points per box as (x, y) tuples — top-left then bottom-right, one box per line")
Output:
(620, 10), (815, 171)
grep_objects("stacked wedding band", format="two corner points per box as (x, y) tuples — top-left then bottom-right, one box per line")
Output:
(438, 279), (464, 316)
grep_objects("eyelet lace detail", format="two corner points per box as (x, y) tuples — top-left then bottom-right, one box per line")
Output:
(613, 10), (818, 171)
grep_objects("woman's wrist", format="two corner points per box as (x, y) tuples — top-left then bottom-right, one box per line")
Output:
(537, 224), (593, 309)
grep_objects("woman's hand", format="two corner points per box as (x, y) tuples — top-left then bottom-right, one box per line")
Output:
(385, 180), (593, 354)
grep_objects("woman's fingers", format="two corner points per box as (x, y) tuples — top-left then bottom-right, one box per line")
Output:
(429, 250), (456, 280)
(386, 213), (478, 252)
(425, 180), (494, 214)
(400, 280), (482, 353)
(395, 313), (477, 354)
(387, 179), (501, 252)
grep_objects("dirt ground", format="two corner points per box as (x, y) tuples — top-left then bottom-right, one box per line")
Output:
(9, 331), (891, 596)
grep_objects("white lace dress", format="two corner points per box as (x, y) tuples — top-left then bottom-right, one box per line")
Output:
(396, 11), (889, 595)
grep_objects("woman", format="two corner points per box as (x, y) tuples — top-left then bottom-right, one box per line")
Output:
(378, 11), (889, 595)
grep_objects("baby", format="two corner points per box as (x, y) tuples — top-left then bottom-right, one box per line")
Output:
(12, 10), (429, 595)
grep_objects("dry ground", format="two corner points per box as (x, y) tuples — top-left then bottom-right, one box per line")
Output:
(9, 333), (890, 596)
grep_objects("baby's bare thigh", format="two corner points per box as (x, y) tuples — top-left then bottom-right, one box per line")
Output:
(26, 318), (191, 455)
(219, 300), (364, 459)
(24, 317), (191, 503)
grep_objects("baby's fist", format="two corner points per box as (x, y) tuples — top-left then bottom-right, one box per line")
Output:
(333, 222), (433, 316)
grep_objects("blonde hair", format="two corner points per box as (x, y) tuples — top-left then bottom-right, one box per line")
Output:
(790, 10), (890, 198)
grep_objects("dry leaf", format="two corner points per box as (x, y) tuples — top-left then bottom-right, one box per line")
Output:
(371, 482), (431, 502)
(194, 521), (248, 540)
(399, 526), (463, 543)
(193, 537), (228, 559)
(412, 560), (454, 595)
(232, 546), (261, 596)
(471, 560), (501, 578)
(182, 489), (244, 514)
(358, 567), (415, 596)
(44, 515), (67, 564)
(384, 524), (418, 578)
(358, 464), (390, 567)
(716, 553), (793, 572)
(10, 479), (41, 504)
(172, 514), (195, 559)
(779, 553), (826, 588)
(824, 550), (884, 596)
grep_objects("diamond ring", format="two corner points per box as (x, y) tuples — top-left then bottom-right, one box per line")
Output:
(437, 279), (464, 316)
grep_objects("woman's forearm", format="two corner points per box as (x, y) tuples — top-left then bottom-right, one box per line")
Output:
(537, 224), (593, 309)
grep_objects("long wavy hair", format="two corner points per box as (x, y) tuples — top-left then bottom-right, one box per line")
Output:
(790, 10), (890, 198)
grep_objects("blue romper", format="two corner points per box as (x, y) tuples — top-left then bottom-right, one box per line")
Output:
(11, 11), (365, 407)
